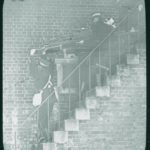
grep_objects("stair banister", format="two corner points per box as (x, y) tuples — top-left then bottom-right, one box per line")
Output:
(20, 14), (128, 127)
(19, 0), (144, 141)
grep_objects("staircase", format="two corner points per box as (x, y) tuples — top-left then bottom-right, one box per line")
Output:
(52, 48), (146, 150)
(17, 1), (146, 150)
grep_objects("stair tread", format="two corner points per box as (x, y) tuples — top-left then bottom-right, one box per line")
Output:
(75, 107), (90, 120)
(53, 131), (68, 144)
(64, 119), (79, 131)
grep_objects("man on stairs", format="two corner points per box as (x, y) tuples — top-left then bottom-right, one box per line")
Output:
(29, 47), (59, 107)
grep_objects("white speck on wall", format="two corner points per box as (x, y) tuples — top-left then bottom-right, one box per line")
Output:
(138, 4), (143, 12)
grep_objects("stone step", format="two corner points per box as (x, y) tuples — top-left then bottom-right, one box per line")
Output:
(53, 131), (68, 144)
(85, 96), (98, 109)
(86, 86), (110, 98)
(42, 143), (57, 150)
(95, 86), (110, 97)
(137, 48), (146, 54)
(64, 119), (79, 131)
(75, 107), (90, 120)
(116, 65), (130, 76)
(109, 75), (121, 87)
(127, 54), (140, 65)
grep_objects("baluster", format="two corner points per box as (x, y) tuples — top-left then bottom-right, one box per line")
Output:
(79, 67), (81, 106)
(137, 4), (141, 47)
(127, 10), (130, 54)
(47, 98), (50, 139)
(58, 93), (61, 130)
(68, 78), (71, 118)
(58, 103), (60, 130)
(98, 47), (101, 86)
(118, 27), (121, 66)
(14, 131), (17, 150)
(108, 37), (111, 77)
(89, 56), (91, 89)
(37, 110), (39, 129)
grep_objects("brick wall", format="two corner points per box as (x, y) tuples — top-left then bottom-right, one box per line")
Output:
(3, 0), (143, 148)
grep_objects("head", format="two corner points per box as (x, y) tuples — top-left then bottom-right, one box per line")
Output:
(92, 13), (101, 23)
